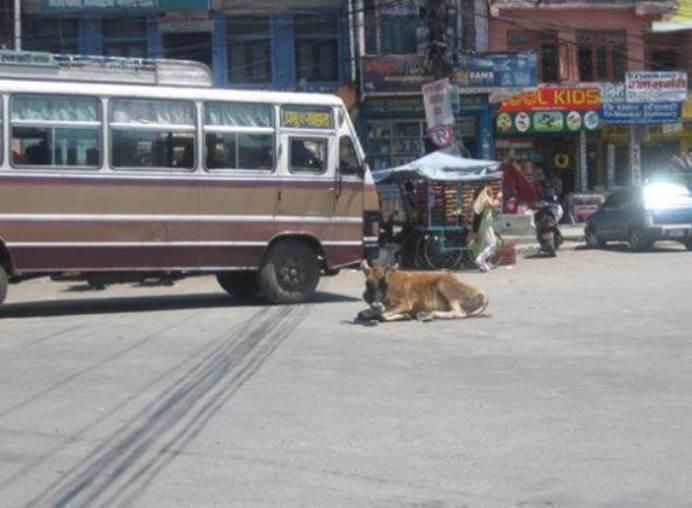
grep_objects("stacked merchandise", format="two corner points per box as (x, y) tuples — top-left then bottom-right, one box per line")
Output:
(444, 183), (460, 226)
(413, 178), (503, 227)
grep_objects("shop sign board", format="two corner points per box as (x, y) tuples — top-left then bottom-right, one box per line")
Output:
(364, 94), (488, 117)
(499, 87), (601, 112)
(625, 71), (687, 103)
(454, 53), (537, 88)
(600, 102), (682, 124)
(159, 12), (213, 32)
(422, 78), (454, 129)
(361, 55), (431, 95)
(361, 53), (536, 95)
(43, 0), (209, 9)
(495, 110), (601, 135)
(599, 83), (626, 104)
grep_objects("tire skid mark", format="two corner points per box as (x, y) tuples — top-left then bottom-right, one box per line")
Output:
(24, 304), (309, 508)
(0, 307), (266, 493)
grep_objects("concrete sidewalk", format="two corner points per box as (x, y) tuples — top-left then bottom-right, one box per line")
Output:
(495, 213), (585, 251)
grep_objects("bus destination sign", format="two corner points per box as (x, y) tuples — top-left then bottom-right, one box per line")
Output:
(281, 107), (333, 129)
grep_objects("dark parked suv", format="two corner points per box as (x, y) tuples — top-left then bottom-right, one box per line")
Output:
(584, 182), (692, 252)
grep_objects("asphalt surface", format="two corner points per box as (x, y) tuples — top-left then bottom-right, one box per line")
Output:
(1, 242), (691, 507)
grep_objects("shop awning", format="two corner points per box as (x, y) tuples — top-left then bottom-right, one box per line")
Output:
(372, 149), (501, 184)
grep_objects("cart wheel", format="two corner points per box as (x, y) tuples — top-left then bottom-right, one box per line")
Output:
(422, 233), (463, 270)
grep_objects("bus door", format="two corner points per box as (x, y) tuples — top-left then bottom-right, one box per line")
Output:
(335, 132), (365, 221)
(278, 133), (336, 219)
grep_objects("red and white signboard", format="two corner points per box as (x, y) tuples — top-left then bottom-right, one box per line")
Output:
(625, 71), (688, 103)
(428, 125), (454, 148)
(422, 78), (455, 129)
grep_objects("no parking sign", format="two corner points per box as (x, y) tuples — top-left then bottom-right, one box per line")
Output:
(428, 125), (454, 148)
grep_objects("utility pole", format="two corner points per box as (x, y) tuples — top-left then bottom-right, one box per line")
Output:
(14, 0), (21, 50)
(422, 0), (451, 80)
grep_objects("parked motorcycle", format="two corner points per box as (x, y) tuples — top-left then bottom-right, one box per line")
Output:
(534, 193), (564, 257)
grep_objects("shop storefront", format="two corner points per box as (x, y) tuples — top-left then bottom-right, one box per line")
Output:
(596, 75), (687, 186)
(494, 86), (602, 197)
(362, 94), (489, 171)
(358, 53), (536, 170)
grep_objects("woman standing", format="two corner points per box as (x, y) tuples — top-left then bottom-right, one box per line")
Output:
(472, 184), (502, 272)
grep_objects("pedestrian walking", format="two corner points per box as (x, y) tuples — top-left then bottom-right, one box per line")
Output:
(472, 184), (502, 272)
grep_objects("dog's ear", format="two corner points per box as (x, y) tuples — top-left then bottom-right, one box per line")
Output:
(361, 259), (372, 275)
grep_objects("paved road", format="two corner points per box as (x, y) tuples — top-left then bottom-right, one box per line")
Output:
(1, 243), (691, 507)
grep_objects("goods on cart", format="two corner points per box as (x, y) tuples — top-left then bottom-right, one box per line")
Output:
(372, 149), (502, 270)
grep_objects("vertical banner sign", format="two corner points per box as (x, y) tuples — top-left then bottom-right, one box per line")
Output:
(422, 78), (454, 129)
(422, 78), (455, 148)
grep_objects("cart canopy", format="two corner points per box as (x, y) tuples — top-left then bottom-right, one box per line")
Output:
(371, 150), (501, 184)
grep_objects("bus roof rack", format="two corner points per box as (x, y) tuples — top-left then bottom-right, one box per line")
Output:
(0, 50), (213, 87)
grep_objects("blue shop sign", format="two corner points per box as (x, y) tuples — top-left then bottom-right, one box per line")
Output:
(455, 53), (537, 88)
(600, 102), (682, 124)
(361, 53), (536, 94)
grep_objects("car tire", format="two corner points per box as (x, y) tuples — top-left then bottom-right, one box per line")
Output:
(0, 266), (7, 305)
(628, 228), (653, 252)
(259, 239), (320, 304)
(217, 271), (260, 298)
(685, 239), (692, 251)
(585, 226), (605, 249)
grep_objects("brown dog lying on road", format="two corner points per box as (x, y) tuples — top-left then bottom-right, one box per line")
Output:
(358, 261), (489, 322)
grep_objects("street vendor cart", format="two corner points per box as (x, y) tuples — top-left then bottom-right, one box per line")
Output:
(373, 150), (503, 270)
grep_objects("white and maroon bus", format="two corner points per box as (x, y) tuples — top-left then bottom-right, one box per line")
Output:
(0, 52), (380, 305)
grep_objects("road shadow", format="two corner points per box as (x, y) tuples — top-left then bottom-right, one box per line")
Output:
(0, 291), (359, 319)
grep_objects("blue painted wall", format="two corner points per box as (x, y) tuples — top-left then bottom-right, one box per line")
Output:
(23, 6), (351, 92)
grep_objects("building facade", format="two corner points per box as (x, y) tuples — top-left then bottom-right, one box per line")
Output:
(355, 0), (500, 168)
(490, 0), (675, 193)
(20, 0), (353, 93)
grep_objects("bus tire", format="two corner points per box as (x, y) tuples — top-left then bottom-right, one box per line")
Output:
(217, 271), (260, 298)
(259, 239), (320, 304)
(0, 266), (7, 305)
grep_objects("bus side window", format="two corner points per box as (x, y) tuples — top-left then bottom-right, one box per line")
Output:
(203, 102), (275, 172)
(11, 94), (101, 169)
(338, 135), (361, 177)
(110, 98), (196, 171)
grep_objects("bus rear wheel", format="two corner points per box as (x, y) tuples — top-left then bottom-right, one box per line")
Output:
(0, 266), (8, 305)
(259, 239), (320, 304)
(217, 271), (260, 298)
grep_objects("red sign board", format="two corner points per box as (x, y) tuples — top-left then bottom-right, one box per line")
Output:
(499, 87), (601, 112)
(428, 125), (454, 148)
